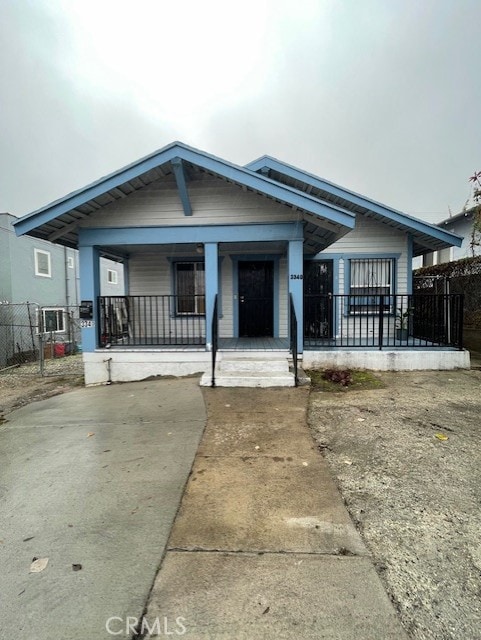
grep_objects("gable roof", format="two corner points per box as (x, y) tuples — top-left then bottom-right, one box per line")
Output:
(437, 206), (475, 228)
(13, 142), (355, 252)
(246, 155), (463, 256)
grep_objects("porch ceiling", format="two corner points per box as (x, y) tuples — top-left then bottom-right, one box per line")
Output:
(13, 142), (355, 253)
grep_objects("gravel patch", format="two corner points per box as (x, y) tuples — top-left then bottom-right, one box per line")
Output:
(0, 354), (84, 416)
(308, 369), (481, 640)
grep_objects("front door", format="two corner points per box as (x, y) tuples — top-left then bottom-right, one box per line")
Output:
(304, 260), (334, 339)
(238, 261), (274, 337)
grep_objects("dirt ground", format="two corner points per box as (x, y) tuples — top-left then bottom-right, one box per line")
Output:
(2, 359), (480, 639)
(308, 368), (481, 640)
(0, 356), (83, 420)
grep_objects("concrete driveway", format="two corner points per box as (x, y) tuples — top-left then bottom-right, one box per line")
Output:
(0, 377), (206, 640)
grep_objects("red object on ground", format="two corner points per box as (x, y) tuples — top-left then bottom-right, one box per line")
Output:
(54, 343), (66, 357)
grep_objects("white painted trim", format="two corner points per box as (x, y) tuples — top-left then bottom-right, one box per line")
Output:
(107, 268), (118, 284)
(34, 248), (51, 277)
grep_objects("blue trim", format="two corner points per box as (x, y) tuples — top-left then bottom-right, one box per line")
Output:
(273, 259), (280, 338)
(288, 240), (304, 353)
(171, 157), (192, 216)
(246, 156), (463, 249)
(407, 234), (413, 294)
(333, 257), (340, 296)
(343, 255), (398, 318)
(79, 246), (100, 352)
(78, 223), (304, 247)
(14, 141), (355, 237)
(123, 258), (130, 295)
(204, 243), (218, 348)
(230, 254), (282, 339)
(304, 251), (402, 261)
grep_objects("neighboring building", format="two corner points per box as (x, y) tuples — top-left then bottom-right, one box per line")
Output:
(1, 212), (124, 305)
(0, 212), (124, 366)
(422, 207), (479, 266)
(1, 212), (79, 306)
(14, 142), (467, 386)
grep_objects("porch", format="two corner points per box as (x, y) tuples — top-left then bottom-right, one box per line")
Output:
(84, 291), (469, 386)
(97, 293), (465, 352)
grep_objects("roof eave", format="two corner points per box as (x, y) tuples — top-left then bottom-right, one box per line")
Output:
(246, 156), (463, 250)
(14, 143), (356, 241)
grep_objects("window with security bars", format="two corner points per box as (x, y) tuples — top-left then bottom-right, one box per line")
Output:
(349, 258), (394, 313)
(175, 262), (205, 314)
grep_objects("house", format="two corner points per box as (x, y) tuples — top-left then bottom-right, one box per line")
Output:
(422, 207), (480, 266)
(13, 142), (469, 386)
(0, 212), (124, 367)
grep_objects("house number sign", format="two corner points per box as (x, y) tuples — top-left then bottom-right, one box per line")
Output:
(290, 274), (303, 279)
(80, 320), (95, 328)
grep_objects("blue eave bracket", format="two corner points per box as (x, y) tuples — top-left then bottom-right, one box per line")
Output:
(171, 157), (192, 216)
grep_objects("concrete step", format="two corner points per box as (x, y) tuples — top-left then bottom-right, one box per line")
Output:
(200, 370), (295, 388)
(219, 357), (289, 373)
(200, 353), (296, 387)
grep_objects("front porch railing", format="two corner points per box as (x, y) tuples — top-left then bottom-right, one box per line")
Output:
(98, 296), (206, 347)
(304, 294), (464, 350)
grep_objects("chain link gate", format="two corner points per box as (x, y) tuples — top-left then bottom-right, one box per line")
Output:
(0, 303), (84, 378)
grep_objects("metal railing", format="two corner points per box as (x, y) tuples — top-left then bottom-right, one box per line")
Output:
(289, 294), (299, 386)
(211, 295), (218, 387)
(304, 294), (464, 350)
(98, 296), (206, 347)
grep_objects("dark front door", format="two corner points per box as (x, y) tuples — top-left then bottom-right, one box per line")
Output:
(238, 261), (274, 337)
(304, 260), (334, 339)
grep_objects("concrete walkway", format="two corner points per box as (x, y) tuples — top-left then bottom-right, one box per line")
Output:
(0, 378), (206, 640)
(144, 387), (407, 639)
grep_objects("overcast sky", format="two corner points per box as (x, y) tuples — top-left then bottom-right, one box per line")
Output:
(1, 0), (480, 223)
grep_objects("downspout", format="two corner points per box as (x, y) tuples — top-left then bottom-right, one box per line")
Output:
(64, 246), (70, 307)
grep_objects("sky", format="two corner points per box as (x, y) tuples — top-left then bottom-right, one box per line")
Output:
(1, 0), (480, 224)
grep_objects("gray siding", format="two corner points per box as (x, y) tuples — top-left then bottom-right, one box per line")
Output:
(100, 258), (125, 297)
(78, 173), (298, 228)
(322, 216), (408, 295)
(128, 249), (291, 339)
(125, 216), (410, 340)
(0, 215), (13, 302)
(1, 213), (79, 305)
(1, 213), (124, 305)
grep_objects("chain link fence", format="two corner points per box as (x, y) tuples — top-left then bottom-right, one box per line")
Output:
(0, 303), (84, 377)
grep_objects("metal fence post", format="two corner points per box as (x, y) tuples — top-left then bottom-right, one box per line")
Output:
(378, 295), (384, 350)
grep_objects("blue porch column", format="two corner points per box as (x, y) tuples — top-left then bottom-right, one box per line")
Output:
(288, 239), (304, 354)
(204, 242), (219, 349)
(79, 245), (100, 352)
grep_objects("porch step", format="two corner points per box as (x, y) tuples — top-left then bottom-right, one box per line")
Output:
(220, 357), (289, 373)
(200, 354), (295, 388)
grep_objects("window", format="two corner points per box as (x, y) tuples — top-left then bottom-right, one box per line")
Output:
(67, 256), (74, 269)
(40, 308), (65, 333)
(107, 269), (118, 285)
(349, 258), (394, 313)
(175, 262), (205, 314)
(34, 249), (51, 277)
